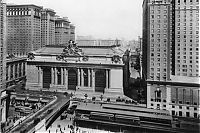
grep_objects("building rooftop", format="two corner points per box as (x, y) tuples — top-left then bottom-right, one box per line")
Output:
(147, 75), (200, 87)
(6, 4), (43, 9)
(76, 102), (172, 120)
(33, 45), (125, 57)
(6, 56), (27, 63)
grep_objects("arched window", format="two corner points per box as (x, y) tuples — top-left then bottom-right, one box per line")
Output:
(155, 88), (161, 102)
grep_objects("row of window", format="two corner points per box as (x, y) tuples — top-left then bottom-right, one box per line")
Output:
(176, 73), (199, 77)
(171, 100), (198, 105)
(177, 64), (199, 68)
(177, 0), (199, 4)
(172, 110), (198, 118)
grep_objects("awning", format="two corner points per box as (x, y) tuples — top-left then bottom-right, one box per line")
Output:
(40, 99), (49, 103)
(15, 97), (26, 101)
(28, 98), (39, 102)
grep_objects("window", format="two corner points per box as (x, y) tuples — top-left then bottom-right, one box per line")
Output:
(194, 113), (197, 118)
(179, 111), (182, 116)
(172, 110), (175, 115)
(155, 88), (161, 102)
(186, 112), (190, 117)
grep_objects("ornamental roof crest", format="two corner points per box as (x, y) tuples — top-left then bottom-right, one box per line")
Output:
(56, 40), (84, 61)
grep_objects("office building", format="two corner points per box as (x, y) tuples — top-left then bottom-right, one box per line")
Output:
(142, 0), (200, 118)
(41, 8), (56, 46)
(174, 0), (199, 77)
(7, 4), (43, 56)
(55, 16), (71, 46)
(0, 0), (7, 131)
(142, 0), (199, 79)
(142, 0), (172, 81)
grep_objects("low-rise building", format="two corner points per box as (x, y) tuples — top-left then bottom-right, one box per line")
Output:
(26, 41), (127, 99)
(0, 56), (27, 131)
(147, 76), (200, 118)
(6, 56), (27, 90)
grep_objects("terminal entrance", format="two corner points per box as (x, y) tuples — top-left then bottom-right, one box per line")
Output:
(43, 67), (51, 88)
(95, 70), (106, 93)
(68, 69), (77, 90)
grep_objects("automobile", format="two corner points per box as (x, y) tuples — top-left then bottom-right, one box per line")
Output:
(60, 113), (67, 120)
(66, 105), (77, 114)
(81, 114), (90, 119)
(47, 109), (53, 114)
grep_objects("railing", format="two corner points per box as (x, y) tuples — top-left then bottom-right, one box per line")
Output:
(5, 96), (57, 133)
(45, 100), (70, 130)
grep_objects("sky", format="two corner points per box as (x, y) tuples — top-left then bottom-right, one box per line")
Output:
(6, 0), (143, 40)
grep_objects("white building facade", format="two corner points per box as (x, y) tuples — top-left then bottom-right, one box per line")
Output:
(26, 42), (125, 98)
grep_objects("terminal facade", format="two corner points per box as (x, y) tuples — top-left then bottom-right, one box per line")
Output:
(26, 41), (127, 98)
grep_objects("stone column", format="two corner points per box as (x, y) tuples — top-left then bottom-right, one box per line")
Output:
(20, 63), (23, 77)
(61, 68), (64, 85)
(64, 68), (68, 89)
(51, 67), (54, 85)
(166, 85), (171, 110)
(38, 67), (40, 84)
(147, 84), (151, 108)
(77, 68), (80, 87)
(54, 67), (58, 85)
(91, 69), (95, 91)
(81, 68), (84, 87)
(16, 63), (19, 78)
(38, 67), (43, 87)
(198, 90), (200, 106)
(88, 68), (91, 87)
(106, 69), (109, 89)
(8, 65), (11, 81)
(13, 64), (15, 79)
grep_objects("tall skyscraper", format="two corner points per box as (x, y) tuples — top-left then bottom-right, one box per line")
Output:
(174, 0), (199, 77)
(142, 0), (200, 118)
(55, 16), (71, 45)
(142, 0), (172, 81)
(0, 0), (7, 130)
(41, 8), (56, 46)
(7, 4), (42, 56)
(142, 0), (199, 79)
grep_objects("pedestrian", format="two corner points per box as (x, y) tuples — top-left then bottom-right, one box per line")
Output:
(64, 127), (65, 130)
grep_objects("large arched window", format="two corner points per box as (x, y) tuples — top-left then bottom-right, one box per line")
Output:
(155, 88), (161, 102)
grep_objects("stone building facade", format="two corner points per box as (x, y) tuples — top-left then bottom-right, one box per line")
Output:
(7, 4), (43, 56)
(147, 76), (200, 118)
(26, 41), (125, 99)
